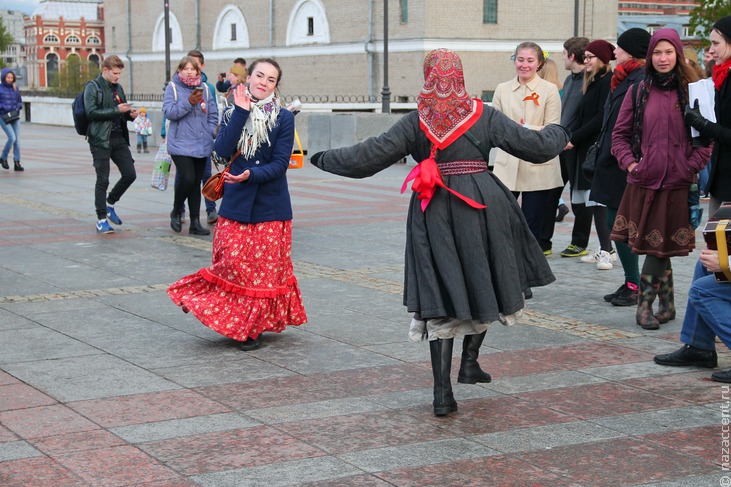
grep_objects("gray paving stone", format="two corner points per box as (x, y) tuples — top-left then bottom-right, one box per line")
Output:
(151, 356), (294, 388)
(581, 361), (702, 381)
(488, 370), (606, 394)
(633, 474), (729, 486)
(0, 441), (43, 462)
(367, 384), (499, 410)
(471, 420), (626, 454)
(0, 327), (102, 364)
(247, 397), (388, 425)
(484, 321), (589, 351)
(192, 456), (364, 487)
(591, 405), (718, 436)
(337, 438), (498, 473)
(3, 354), (180, 402)
(111, 412), (261, 443)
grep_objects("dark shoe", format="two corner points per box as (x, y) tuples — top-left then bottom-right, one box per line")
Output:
(170, 209), (182, 233)
(0, 158), (8, 169)
(654, 268), (676, 324)
(207, 209), (218, 225)
(189, 218), (211, 235)
(13, 161), (23, 171)
(654, 344), (717, 368)
(430, 338), (458, 417)
(523, 288), (533, 300)
(712, 368), (731, 383)
(137, 144), (141, 153)
(637, 274), (661, 330)
(555, 203), (569, 222)
(611, 282), (639, 307)
(604, 283), (627, 302)
(458, 331), (492, 384)
(240, 337), (260, 351)
(559, 244), (587, 257)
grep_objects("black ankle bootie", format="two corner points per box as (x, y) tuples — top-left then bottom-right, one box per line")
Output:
(458, 331), (492, 384)
(170, 209), (182, 233)
(189, 217), (210, 235)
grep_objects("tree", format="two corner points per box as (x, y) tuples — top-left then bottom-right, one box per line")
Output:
(689, 0), (731, 46)
(0, 18), (15, 68)
(49, 56), (100, 95)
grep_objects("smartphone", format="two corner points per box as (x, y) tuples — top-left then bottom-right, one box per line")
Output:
(193, 87), (204, 93)
(220, 72), (226, 78)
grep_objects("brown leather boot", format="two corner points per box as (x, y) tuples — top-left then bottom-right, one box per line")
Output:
(654, 268), (676, 324)
(636, 274), (661, 330)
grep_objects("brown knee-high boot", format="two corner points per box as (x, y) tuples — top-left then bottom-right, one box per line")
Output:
(429, 338), (458, 417)
(654, 268), (676, 324)
(457, 331), (492, 384)
(637, 274), (661, 330)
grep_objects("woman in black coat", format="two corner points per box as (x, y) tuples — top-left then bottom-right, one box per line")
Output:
(590, 28), (651, 306)
(685, 16), (731, 216)
(564, 40), (614, 269)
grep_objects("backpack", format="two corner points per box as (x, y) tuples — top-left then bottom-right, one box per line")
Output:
(72, 79), (102, 136)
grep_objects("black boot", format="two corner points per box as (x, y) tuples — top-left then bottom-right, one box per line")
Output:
(170, 209), (182, 233)
(137, 144), (141, 153)
(0, 158), (8, 169)
(458, 331), (492, 384)
(240, 336), (260, 351)
(189, 217), (210, 235)
(143, 141), (149, 153)
(13, 160), (23, 171)
(429, 338), (458, 417)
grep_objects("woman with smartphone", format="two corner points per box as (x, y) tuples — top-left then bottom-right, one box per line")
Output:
(163, 56), (218, 235)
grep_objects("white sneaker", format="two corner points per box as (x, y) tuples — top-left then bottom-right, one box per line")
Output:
(580, 249), (617, 263)
(597, 250), (614, 270)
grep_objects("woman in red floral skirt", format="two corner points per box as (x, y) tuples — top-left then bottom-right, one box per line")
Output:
(168, 58), (306, 350)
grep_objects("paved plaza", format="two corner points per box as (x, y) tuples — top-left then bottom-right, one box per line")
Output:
(0, 122), (728, 486)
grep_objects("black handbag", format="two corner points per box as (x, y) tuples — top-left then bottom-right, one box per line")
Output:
(1, 110), (19, 124)
(582, 142), (599, 180)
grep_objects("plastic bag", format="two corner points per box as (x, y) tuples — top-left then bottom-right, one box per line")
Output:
(151, 142), (171, 191)
(688, 182), (703, 230)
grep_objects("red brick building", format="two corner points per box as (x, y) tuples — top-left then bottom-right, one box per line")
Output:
(24, 1), (105, 89)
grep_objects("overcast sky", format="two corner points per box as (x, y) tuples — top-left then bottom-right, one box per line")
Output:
(4, 1), (42, 14)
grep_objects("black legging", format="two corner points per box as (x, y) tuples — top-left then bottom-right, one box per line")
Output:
(171, 155), (206, 219)
(642, 254), (671, 278)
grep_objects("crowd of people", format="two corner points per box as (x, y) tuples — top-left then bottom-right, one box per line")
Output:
(4, 17), (730, 416)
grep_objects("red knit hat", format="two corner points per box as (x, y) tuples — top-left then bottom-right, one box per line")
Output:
(585, 40), (616, 65)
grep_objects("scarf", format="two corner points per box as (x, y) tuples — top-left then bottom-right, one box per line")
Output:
(416, 49), (482, 149)
(611, 59), (643, 91)
(222, 89), (282, 159)
(178, 74), (202, 87)
(631, 70), (686, 160)
(713, 59), (731, 91)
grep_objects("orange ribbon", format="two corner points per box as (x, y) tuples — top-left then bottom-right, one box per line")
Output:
(523, 92), (540, 106)
(401, 147), (487, 212)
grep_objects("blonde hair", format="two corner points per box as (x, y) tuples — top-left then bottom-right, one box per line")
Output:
(538, 58), (563, 90)
(583, 60), (609, 93)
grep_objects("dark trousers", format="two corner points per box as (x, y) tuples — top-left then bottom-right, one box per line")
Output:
(570, 202), (593, 249)
(91, 135), (137, 219)
(171, 154), (207, 219)
(175, 156), (216, 214)
(513, 189), (555, 251)
(540, 185), (565, 251)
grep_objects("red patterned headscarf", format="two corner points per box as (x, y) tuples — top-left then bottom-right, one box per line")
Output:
(417, 49), (482, 149)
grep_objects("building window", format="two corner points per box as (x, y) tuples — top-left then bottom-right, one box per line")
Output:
(481, 90), (494, 103)
(43, 34), (59, 43)
(87, 35), (101, 45)
(65, 35), (81, 44)
(400, 0), (408, 23)
(483, 0), (498, 24)
(286, 0), (331, 46)
(112, 26), (117, 48)
(46, 52), (59, 87)
(230, 23), (237, 41)
(213, 5), (249, 49)
(682, 24), (690, 37)
(88, 53), (100, 67)
(307, 17), (314, 36)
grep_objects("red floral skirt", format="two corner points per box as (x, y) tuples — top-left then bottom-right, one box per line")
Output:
(611, 184), (695, 258)
(167, 217), (307, 341)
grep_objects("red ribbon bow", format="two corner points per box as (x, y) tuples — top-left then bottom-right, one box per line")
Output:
(401, 147), (487, 212)
(523, 92), (540, 106)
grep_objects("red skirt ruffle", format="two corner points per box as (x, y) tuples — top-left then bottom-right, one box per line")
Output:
(168, 217), (307, 341)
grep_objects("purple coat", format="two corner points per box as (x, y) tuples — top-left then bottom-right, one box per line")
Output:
(611, 29), (711, 190)
(162, 73), (218, 158)
(0, 68), (22, 117)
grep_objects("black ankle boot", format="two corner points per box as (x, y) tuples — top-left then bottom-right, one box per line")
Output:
(170, 209), (182, 233)
(0, 158), (8, 169)
(189, 217), (210, 235)
(13, 161), (23, 171)
(458, 331), (492, 384)
(429, 338), (457, 417)
(240, 336), (260, 351)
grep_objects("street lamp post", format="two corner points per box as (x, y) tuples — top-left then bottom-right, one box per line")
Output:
(381, 0), (391, 113)
(164, 0), (171, 84)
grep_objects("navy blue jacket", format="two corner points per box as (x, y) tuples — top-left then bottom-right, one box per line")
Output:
(0, 68), (22, 117)
(215, 104), (295, 223)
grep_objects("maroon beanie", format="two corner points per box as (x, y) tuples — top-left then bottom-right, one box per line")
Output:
(585, 40), (616, 65)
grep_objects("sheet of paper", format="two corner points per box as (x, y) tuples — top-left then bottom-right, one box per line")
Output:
(688, 78), (717, 137)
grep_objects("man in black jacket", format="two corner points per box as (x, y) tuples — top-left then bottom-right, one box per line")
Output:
(84, 55), (137, 234)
